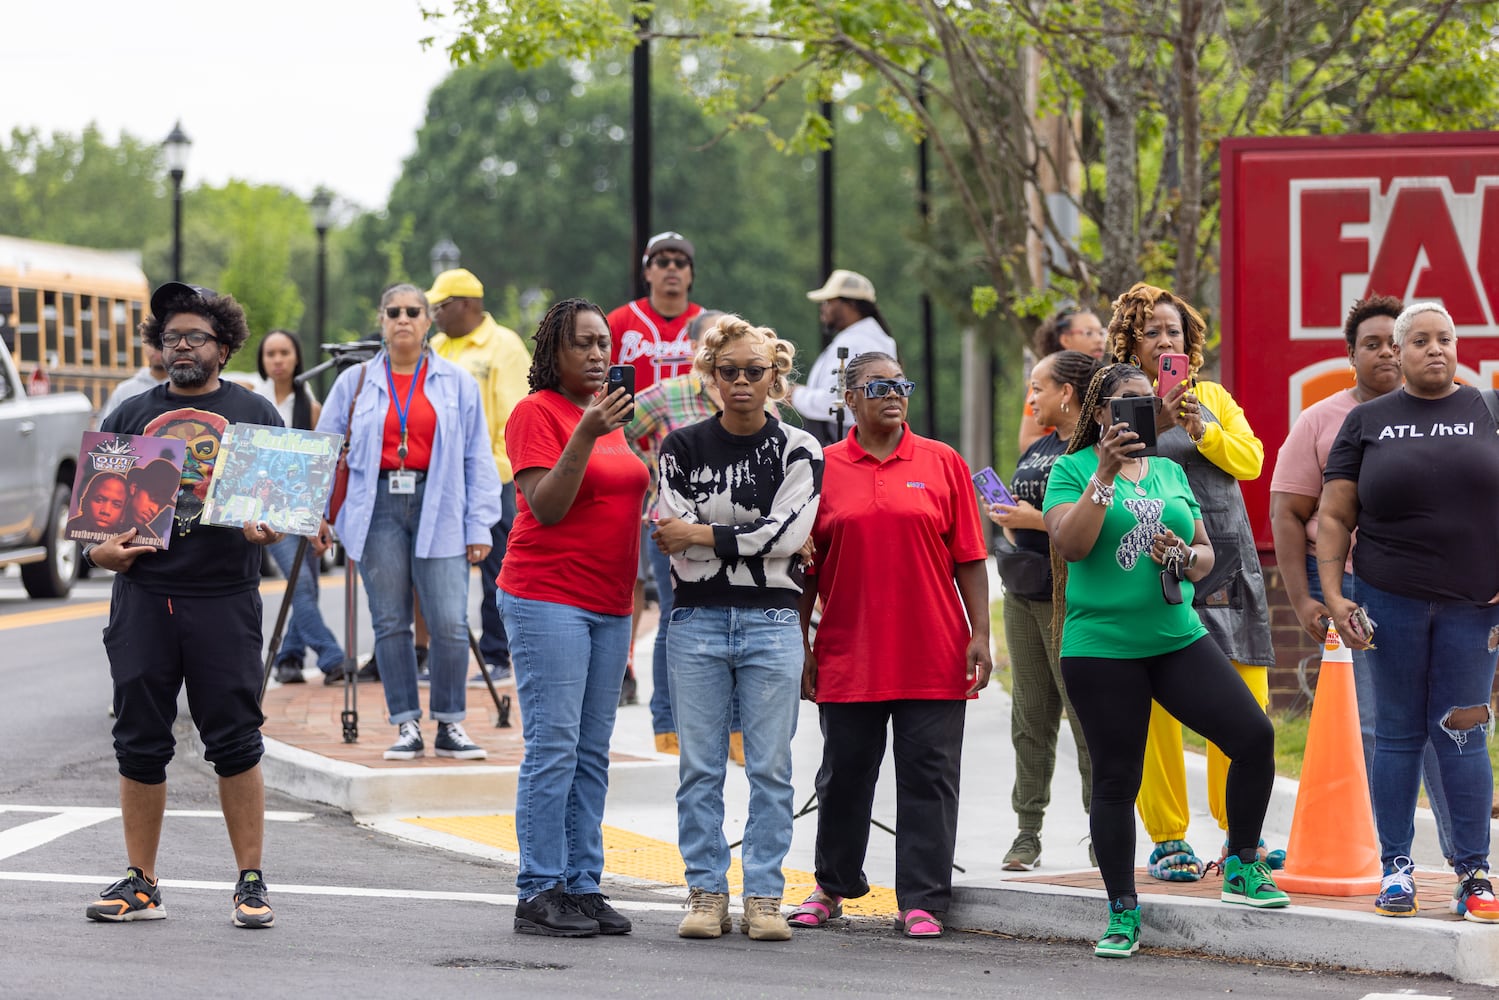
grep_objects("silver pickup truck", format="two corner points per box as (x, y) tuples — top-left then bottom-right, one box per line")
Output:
(0, 338), (92, 597)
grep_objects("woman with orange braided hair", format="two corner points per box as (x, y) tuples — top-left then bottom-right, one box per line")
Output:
(1106, 282), (1280, 883)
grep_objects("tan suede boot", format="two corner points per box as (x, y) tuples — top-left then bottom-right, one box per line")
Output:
(677, 888), (731, 938)
(654, 732), (680, 755)
(742, 896), (791, 941)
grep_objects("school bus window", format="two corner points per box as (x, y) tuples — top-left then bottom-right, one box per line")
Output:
(59, 291), (78, 366)
(79, 294), (97, 366)
(18, 288), (39, 365)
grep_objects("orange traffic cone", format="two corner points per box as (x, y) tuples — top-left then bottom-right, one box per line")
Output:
(1275, 624), (1382, 895)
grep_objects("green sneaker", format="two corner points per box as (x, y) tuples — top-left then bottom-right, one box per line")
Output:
(1093, 903), (1141, 958)
(1221, 854), (1289, 908)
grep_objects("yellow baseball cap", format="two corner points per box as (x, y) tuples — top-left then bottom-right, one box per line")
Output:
(426, 268), (484, 305)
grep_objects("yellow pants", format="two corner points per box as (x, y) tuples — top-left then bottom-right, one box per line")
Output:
(1136, 661), (1269, 843)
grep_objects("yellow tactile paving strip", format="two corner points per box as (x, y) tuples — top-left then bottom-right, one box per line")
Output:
(403, 813), (902, 917)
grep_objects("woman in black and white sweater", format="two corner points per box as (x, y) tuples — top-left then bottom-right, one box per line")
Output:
(654, 315), (823, 943)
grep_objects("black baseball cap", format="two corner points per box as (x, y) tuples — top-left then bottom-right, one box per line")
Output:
(149, 281), (218, 319)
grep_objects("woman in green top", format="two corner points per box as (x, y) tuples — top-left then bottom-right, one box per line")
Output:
(1041, 363), (1287, 959)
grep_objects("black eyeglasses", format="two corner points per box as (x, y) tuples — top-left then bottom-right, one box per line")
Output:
(716, 364), (769, 383)
(855, 379), (916, 398)
(651, 255), (691, 270)
(160, 330), (220, 349)
(385, 306), (425, 319)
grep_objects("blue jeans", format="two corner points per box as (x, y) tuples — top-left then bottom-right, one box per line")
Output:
(267, 534), (344, 674)
(357, 480), (470, 725)
(1359, 580), (1499, 874)
(1309, 557), (1456, 863)
(477, 482), (515, 666)
(501, 590), (630, 899)
(645, 528), (742, 735)
(667, 604), (802, 897)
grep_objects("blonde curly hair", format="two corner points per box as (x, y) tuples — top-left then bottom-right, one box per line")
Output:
(693, 314), (797, 400)
(1106, 282), (1207, 376)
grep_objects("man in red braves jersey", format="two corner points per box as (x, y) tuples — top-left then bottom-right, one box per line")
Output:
(607, 231), (704, 393)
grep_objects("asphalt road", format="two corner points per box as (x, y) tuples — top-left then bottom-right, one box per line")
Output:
(0, 566), (1489, 999)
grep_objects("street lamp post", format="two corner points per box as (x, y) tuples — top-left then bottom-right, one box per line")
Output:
(430, 238), (460, 279)
(162, 121), (192, 282)
(309, 190), (334, 370)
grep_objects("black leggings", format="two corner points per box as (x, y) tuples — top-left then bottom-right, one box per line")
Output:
(1061, 636), (1275, 901)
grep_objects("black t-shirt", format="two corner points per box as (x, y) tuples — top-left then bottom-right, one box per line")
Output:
(1010, 432), (1066, 558)
(101, 380), (284, 597)
(1324, 385), (1499, 604)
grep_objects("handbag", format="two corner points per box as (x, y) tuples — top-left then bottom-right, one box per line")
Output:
(326, 363), (368, 522)
(993, 534), (1053, 601)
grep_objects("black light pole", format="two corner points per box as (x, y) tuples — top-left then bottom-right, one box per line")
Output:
(309, 190), (334, 370)
(819, 99), (835, 349)
(917, 71), (937, 438)
(631, 12), (652, 299)
(163, 121), (192, 282)
(430, 238), (461, 280)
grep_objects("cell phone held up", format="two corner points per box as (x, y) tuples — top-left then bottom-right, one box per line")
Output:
(607, 364), (635, 420)
(1108, 395), (1159, 456)
(972, 466), (1017, 508)
(1156, 352), (1190, 398)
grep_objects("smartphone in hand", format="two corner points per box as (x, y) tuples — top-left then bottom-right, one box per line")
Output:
(1157, 352), (1190, 398)
(972, 466), (1017, 507)
(607, 364), (636, 420)
(1108, 396), (1159, 456)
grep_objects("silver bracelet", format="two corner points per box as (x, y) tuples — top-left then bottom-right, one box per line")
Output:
(1088, 474), (1115, 506)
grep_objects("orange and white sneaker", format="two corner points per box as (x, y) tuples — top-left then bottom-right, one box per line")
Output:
(232, 869), (275, 929)
(86, 867), (165, 922)
(1452, 870), (1499, 923)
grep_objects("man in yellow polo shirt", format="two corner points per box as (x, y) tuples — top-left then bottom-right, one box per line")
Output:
(427, 268), (532, 682)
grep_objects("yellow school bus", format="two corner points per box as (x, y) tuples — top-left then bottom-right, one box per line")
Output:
(0, 234), (150, 413)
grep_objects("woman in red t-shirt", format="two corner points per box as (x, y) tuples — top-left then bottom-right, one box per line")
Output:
(499, 298), (647, 939)
(791, 351), (993, 940)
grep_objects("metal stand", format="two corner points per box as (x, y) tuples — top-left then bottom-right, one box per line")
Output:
(340, 557), (360, 742)
(258, 535), (309, 705)
(466, 629), (512, 728)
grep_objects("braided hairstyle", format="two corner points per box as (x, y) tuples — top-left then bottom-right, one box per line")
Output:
(1048, 362), (1151, 637)
(527, 297), (609, 394)
(693, 314), (797, 400)
(1106, 282), (1207, 375)
(1040, 350), (1102, 412)
(843, 350), (899, 390)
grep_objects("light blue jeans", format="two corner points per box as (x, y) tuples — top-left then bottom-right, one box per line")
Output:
(1360, 580), (1499, 875)
(645, 532), (741, 735)
(667, 604), (802, 898)
(501, 590), (630, 899)
(357, 480), (470, 724)
(267, 534), (344, 674)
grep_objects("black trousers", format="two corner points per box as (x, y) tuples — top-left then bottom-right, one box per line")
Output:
(1061, 636), (1275, 901)
(812, 699), (966, 913)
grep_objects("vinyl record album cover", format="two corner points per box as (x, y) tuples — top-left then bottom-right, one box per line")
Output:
(203, 423), (342, 535)
(67, 432), (187, 549)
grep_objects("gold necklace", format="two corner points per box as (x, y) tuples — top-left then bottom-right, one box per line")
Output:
(1116, 459), (1148, 496)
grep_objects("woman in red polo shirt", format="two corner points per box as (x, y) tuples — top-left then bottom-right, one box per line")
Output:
(792, 351), (993, 939)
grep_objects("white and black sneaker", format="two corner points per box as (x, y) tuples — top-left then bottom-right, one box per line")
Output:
(435, 721), (487, 760)
(383, 721), (424, 760)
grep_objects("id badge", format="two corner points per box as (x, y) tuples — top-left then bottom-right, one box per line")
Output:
(388, 471), (416, 495)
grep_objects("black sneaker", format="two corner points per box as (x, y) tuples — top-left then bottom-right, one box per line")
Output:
(514, 886), (599, 937)
(86, 867), (165, 922)
(356, 655), (379, 682)
(273, 662), (306, 684)
(618, 671), (639, 707)
(384, 720), (424, 760)
(232, 869), (275, 928)
(323, 665), (349, 686)
(572, 892), (632, 935)
(435, 721), (487, 760)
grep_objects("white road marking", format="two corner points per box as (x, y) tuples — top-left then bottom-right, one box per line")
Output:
(0, 870), (685, 912)
(0, 806), (311, 863)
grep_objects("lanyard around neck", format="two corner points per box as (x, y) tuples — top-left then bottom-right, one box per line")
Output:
(384, 352), (426, 468)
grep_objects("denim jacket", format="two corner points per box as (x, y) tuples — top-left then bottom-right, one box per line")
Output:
(317, 349), (502, 562)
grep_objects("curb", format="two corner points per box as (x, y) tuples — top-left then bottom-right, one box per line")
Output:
(947, 877), (1499, 985)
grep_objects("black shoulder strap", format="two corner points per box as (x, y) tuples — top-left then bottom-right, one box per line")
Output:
(1482, 388), (1499, 430)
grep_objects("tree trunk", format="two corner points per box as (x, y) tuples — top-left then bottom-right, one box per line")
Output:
(1098, 2), (1139, 301)
(1175, 0), (1203, 304)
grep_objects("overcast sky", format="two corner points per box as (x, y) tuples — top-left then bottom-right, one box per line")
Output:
(5, 0), (459, 210)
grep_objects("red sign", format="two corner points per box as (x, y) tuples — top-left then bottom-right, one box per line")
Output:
(27, 366), (49, 396)
(1220, 132), (1499, 552)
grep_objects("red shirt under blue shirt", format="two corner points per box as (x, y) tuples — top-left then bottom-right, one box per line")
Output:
(809, 426), (989, 702)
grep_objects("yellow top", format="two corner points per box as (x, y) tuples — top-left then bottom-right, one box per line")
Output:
(429, 313), (531, 483)
(1189, 379), (1263, 481)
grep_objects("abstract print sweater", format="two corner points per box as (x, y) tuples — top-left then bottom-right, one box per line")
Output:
(657, 413), (823, 609)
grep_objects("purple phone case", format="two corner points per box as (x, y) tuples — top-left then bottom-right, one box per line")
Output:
(973, 467), (1015, 507)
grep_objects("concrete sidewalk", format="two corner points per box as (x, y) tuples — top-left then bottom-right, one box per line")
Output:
(221, 562), (1499, 985)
